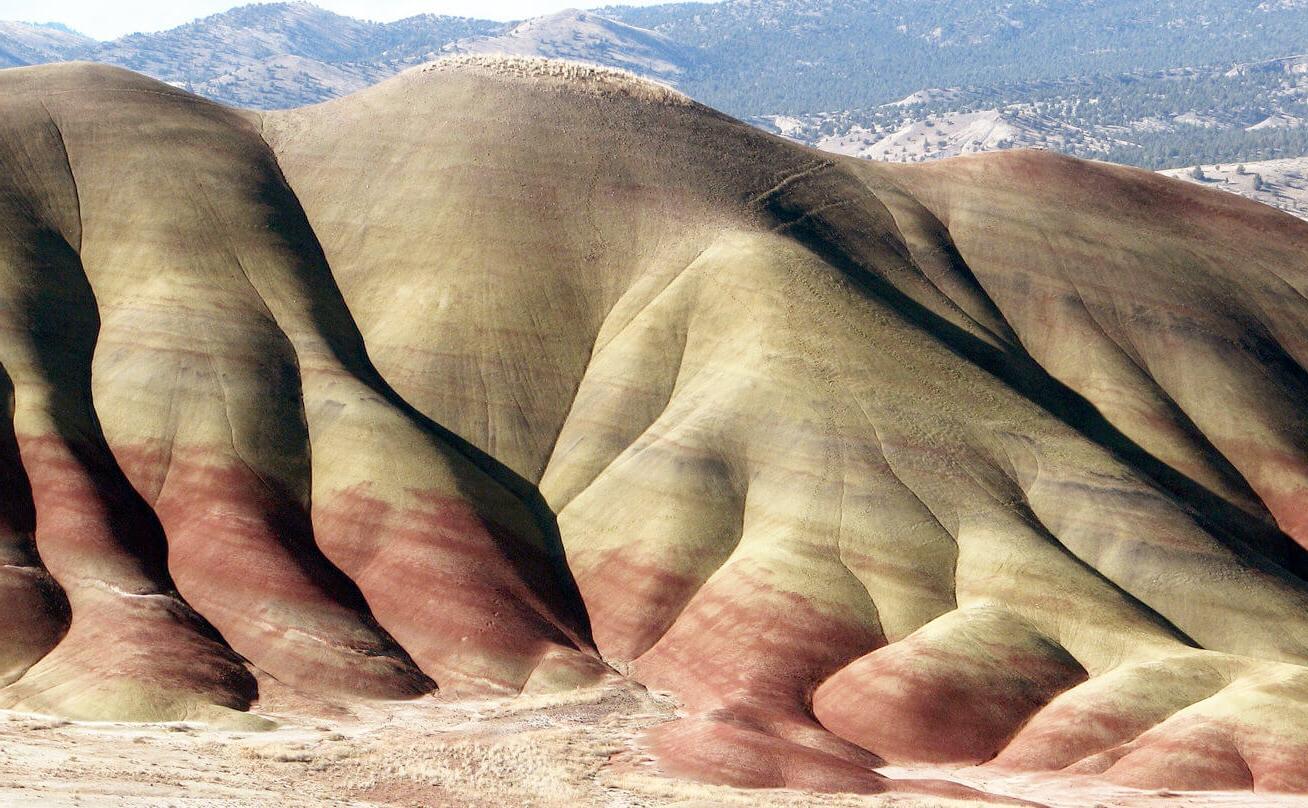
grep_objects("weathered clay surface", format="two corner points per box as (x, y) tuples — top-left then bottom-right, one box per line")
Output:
(4, 56), (1308, 800)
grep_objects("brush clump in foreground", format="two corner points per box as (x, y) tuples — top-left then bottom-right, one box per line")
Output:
(2, 55), (1308, 804)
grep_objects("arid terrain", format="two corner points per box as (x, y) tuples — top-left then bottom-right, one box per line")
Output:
(1162, 158), (1308, 221)
(5, 55), (1308, 806)
(7, 678), (1308, 807)
(7, 674), (1308, 800)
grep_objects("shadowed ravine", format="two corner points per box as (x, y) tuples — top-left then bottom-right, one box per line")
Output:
(4, 56), (1308, 802)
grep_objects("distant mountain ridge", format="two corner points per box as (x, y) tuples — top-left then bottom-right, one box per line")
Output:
(6, 0), (1308, 183)
(12, 0), (1308, 113)
(605, 0), (1308, 114)
(0, 4), (506, 107)
(453, 10), (690, 84)
(0, 4), (696, 109)
(753, 54), (1308, 175)
(0, 3), (699, 109)
(0, 20), (95, 67)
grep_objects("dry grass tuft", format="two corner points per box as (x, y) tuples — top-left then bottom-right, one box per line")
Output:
(421, 55), (693, 106)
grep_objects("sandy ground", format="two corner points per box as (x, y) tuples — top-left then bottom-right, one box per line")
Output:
(3, 678), (1307, 808)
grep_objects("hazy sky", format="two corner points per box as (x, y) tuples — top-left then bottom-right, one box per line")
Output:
(4, 0), (686, 40)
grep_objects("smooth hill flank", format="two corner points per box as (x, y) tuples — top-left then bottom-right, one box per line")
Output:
(2, 56), (1308, 799)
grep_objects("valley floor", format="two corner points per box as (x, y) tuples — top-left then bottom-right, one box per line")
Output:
(3, 678), (1307, 808)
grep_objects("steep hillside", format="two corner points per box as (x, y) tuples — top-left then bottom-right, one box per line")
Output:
(4, 58), (1308, 802)
(610, 0), (1308, 114)
(0, 22), (93, 68)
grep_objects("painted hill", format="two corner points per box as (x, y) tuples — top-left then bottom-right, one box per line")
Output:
(8, 0), (1308, 172)
(4, 58), (1308, 802)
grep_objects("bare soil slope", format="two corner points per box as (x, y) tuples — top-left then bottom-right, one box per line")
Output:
(5, 56), (1308, 802)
